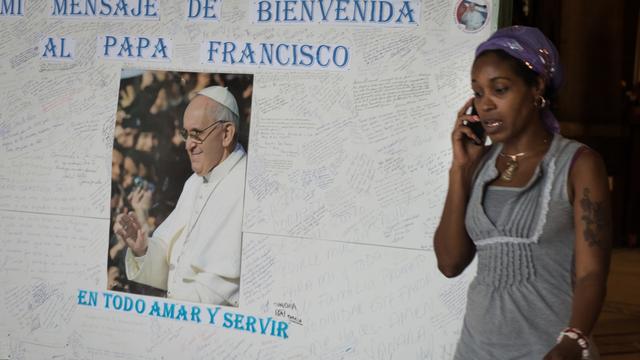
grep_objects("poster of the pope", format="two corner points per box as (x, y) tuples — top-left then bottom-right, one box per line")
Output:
(107, 69), (253, 307)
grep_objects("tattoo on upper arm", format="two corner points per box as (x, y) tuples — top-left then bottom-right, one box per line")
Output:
(579, 188), (608, 248)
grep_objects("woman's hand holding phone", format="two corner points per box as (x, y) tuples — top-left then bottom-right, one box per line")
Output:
(465, 104), (485, 145)
(451, 98), (486, 169)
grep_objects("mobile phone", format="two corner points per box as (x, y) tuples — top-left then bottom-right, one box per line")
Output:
(465, 104), (485, 145)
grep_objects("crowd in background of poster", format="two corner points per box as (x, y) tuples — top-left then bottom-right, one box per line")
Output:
(0, 0), (497, 358)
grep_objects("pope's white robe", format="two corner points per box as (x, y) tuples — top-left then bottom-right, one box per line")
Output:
(462, 9), (486, 31)
(125, 144), (246, 306)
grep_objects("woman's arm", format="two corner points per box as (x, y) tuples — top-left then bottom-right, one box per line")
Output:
(568, 148), (612, 335)
(433, 165), (478, 277)
(433, 98), (485, 277)
(544, 148), (612, 359)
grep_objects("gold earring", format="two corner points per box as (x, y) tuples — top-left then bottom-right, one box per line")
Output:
(534, 95), (547, 108)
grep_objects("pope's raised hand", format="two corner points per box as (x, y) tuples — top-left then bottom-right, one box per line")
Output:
(114, 211), (148, 257)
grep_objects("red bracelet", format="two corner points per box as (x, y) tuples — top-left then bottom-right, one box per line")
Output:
(556, 327), (590, 359)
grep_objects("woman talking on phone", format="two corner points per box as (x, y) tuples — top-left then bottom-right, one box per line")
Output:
(433, 26), (611, 360)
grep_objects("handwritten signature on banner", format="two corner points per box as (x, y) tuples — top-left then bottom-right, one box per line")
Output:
(76, 289), (290, 339)
(273, 301), (303, 326)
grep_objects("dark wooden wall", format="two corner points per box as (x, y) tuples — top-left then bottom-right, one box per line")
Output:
(506, 0), (640, 246)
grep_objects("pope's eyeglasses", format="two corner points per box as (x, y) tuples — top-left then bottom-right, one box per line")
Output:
(179, 120), (226, 144)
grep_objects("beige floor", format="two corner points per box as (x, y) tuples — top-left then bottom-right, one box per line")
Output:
(593, 249), (640, 359)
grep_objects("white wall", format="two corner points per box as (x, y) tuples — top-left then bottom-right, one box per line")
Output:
(0, 0), (497, 358)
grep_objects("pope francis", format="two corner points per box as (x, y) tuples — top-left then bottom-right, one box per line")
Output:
(114, 86), (246, 306)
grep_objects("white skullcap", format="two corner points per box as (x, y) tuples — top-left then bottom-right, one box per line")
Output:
(197, 86), (239, 117)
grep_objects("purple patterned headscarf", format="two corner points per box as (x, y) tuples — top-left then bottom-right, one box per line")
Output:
(475, 26), (562, 133)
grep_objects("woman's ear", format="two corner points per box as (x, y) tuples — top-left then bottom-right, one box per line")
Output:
(534, 76), (546, 98)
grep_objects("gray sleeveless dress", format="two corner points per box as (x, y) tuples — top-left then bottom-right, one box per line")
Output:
(454, 134), (583, 359)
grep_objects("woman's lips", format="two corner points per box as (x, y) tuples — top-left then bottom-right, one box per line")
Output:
(482, 119), (503, 133)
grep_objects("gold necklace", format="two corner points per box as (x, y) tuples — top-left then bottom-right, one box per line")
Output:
(498, 137), (552, 182)
(498, 152), (526, 182)
(498, 137), (553, 182)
